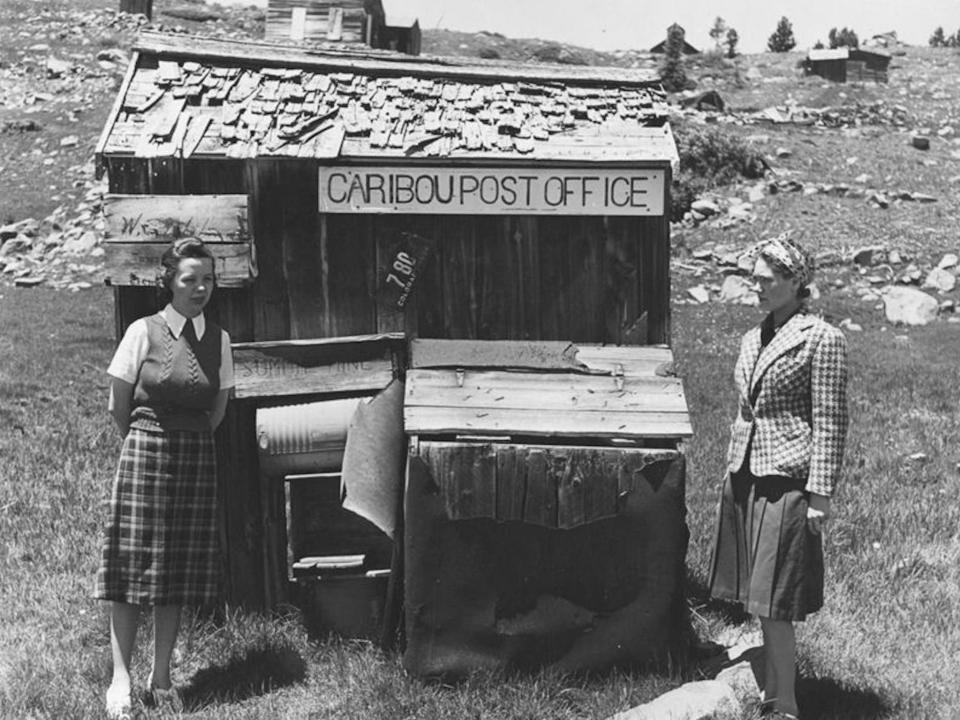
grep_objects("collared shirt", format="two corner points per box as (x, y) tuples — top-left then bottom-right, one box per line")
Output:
(107, 304), (235, 388)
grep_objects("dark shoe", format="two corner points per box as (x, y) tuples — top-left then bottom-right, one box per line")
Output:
(143, 686), (183, 713)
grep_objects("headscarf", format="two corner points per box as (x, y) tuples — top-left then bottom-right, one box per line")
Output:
(753, 234), (814, 288)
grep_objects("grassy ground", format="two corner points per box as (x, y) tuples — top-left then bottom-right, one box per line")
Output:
(5, 2), (960, 717)
(5, 285), (960, 719)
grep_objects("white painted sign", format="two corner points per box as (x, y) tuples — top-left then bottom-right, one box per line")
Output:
(318, 167), (665, 216)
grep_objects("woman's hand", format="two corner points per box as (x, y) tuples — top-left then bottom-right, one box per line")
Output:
(807, 493), (831, 535)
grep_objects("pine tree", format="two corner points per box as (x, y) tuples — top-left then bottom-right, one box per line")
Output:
(660, 23), (688, 92)
(725, 28), (739, 58)
(929, 26), (946, 47)
(709, 17), (728, 51)
(767, 16), (796, 53)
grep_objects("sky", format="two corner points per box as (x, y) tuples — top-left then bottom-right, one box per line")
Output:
(384, 0), (959, 53)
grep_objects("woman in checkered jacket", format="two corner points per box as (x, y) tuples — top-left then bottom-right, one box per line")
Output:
(94, 239), (234, 719)
(708, 236), (848, 720)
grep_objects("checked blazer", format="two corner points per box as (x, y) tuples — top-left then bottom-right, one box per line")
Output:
(727, 311), (849, 497)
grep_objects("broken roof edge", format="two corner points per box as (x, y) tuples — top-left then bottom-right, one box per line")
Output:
(133, 30), (662, 88)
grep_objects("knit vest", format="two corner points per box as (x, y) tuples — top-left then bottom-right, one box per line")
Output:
(131, 313), (222, 432)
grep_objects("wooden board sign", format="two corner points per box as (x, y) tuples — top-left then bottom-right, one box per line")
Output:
(319, 167), (666, 215)
(103, 241), (254, 287)
(103, 194), (250, 244)
(102, 194), (255, 287)
(231, 334), (403, 399)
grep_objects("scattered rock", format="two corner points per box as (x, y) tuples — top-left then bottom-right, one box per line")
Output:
(45, 57), (72, 79)
(687, 285), (710, 303)
(690, 199), (720, 217)
(59, 135), (79, 148)
(14, 276), (45, 288)
(716, 655), (763, 705)
(899, 264), (923, 285)
(852, 246), (886, 266)
(720, 275), (757, 304)
(775, 147), (792, 158)
(923, 268), (956, 293)
(839, 318), (863, 331)
(911, 135), (931, 150)
(938, 253), (958, 270)
(882, 286), (939, 325)
(868, 192), (889, 209)
(607, 680), (739, 720)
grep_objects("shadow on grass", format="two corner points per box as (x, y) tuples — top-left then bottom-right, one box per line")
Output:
(686, 573), (752, 626)
(179, 644), (307, 711)
(798, 676), (893, 720)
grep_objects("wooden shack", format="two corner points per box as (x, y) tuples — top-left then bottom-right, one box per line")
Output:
(804, 47), (890, 83)
(265, 0), (419, 55)
(94, 30), (689, 675)
(649, 24), (700, 55)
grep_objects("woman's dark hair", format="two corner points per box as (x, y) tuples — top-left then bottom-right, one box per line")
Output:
(157, 238), (216, 304)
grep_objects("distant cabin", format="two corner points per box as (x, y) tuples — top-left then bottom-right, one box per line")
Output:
(867, 31), (899, 48)
(649, 24), (700, 55)
(804, 47), (891, 83)
(265, 0), (421, 55)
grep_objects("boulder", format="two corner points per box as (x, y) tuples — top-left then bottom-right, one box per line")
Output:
(911, 135), (931, 150)
(607, 680), (739, 720)
(0, 233), (33, 257)
(882, 286), (939, 325)
(716, 655), (763, 705)
(852, 246), (886, 266)
(899, 264), (922, 284)
(687, 285), (710, 304)
(923, 268), (956, 293)
(690, 199), (720, 217)
(96, 48), (129, 64)
(868, 192), (889, 209)
(720, 275), (757, 304)
(938, 253), (958, 269)
(839, 318), (864, 332)
(45, 57), (72, 79)
(748, 183), (767, 203)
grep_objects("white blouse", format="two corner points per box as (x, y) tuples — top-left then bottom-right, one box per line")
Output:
(107, 305), (235, 389)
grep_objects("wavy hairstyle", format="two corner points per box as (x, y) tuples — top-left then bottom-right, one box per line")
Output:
(157, 238), (216, 305)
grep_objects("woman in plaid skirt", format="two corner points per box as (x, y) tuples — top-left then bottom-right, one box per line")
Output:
(708, 237), (848, 720)
(94, 238), (234, 719)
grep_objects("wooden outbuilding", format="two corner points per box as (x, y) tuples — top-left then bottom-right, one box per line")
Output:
(95, 30), (689, 675)
(649, 24), (700, 55)
(804, 47), (890, 83)
(265, 0), (419, 55)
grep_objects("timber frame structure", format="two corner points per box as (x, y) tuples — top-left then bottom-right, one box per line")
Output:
(95, 33), (689, 672)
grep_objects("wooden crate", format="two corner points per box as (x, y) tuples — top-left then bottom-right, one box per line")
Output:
(401, 340), (691, 676)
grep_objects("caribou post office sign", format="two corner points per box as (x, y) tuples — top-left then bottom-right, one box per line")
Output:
(318, 167), (666, 215)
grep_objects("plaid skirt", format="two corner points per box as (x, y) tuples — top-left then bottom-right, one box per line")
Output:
(94, 426), (219, 605)
(707, 469), (824, 621)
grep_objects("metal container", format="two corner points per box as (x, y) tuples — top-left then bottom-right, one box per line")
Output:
(256, 398), (365, 476)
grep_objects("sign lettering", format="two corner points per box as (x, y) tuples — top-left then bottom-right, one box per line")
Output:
(319, 167), (665, 216)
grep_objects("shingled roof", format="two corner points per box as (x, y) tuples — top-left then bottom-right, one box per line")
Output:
(96, 32), (676, 166)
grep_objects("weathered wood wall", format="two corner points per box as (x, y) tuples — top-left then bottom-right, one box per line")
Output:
(104, 155), (673, 607)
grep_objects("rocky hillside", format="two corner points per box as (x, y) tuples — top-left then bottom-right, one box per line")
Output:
(2, 0), (960, 329)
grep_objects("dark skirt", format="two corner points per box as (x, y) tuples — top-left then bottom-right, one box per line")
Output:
(708, 469), (823, 621)
(94, 426), (219, 606)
